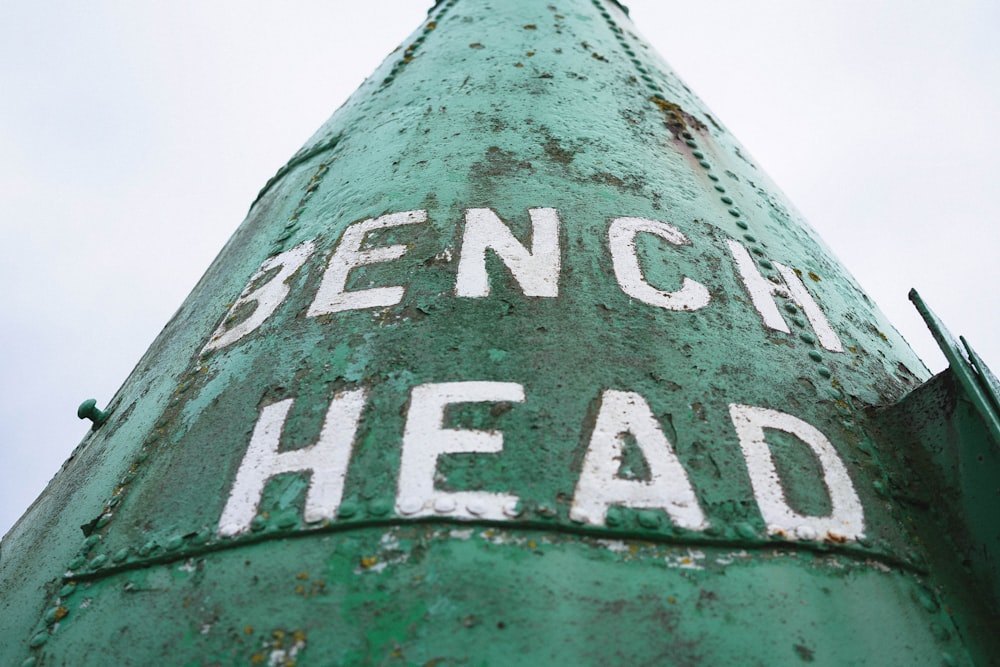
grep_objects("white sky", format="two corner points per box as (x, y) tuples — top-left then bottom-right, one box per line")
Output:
(2, 1), (998, 537)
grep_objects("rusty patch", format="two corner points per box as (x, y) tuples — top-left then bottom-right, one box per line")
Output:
(650, 96), (707, 138)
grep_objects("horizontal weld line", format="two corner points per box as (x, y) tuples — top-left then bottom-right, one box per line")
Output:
(64, 517), (925, 583)
(249, 134), (341, 210)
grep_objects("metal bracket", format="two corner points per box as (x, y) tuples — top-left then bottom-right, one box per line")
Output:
(909, 289), (1000, 443)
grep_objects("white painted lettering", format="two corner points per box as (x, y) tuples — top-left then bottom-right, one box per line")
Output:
(398, 381), (523, 520)
(608, 217), (710, 311)
(570, 390), (706, 529)
(727, 240), (842, 352)
(217, 389), (367, 537)
(308, 210), (426, 316)
(728, 403), (864, 541)
(203, 241), (315, 352)
(455, 208), (560, 297)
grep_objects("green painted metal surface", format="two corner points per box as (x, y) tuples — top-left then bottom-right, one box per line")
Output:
(1, 0), (995, 664)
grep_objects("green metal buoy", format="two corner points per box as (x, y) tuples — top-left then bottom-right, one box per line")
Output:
(2, 1), (997, 664)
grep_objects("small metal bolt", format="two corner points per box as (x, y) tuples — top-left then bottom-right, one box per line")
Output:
(397, 497), (423, 516)
(77, 399), (109, 430)
(637, 510), (660, 529)
(795, 525), (817, 541)
(502, 500), (522, 518)
(433, 496), (457, 514)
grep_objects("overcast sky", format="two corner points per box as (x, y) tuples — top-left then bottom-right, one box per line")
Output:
(2, 1), (998, 537)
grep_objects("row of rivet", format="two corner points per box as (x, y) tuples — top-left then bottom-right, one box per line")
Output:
(591, 0), (666, 98)
(591, 0), (837, 385)
(271, 160), (329, 254)
(378, 0), (455, 89)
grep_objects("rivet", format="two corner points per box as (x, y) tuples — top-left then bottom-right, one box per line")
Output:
(466, 500), (486, 516)
(699, 160), (711, 169)
(369, 499), (392, 516)
(720, 196), (733, 205)
(166, 535), (184, 551)
(817, 367), (832, 378)
(795, 525), (817, 540)
(568, 509), (587, 524)
(434, 496), (457, 514)
(637, 511), (660, 529)
(536, 505), (557, 518)
(21, 657), (37, 667)
(736, 221), (748, 230)
(714, 184), (726, 192)
(727, 208), (741, 217)
(77, 399), (109, 429)
(68, 556), (86, 570)
(708, 173), (720, 181)
(44, 606), (67, 625)
(692, 150), (704, 159)
(808, 350), (823, 362)
(735, 522), (756, 539)
(84, 535), (101, 551)
(96, 512), (113, 528)
(250, 515), (267, 532)
(799, 333), (816, 344)
(502, 500), (522, 518)
(58, 583), (76, 598)
(792, 317), (807, 328)
(337, 501), (358, 518)
(704, 523), (722, 537)
(113, 548), (130, 563)
(398, 497), (424, 515)
(685, 139), (697, 148)
(191, 528), (211, 545)
(624, 48), (635, 57)
(218, 523), (241, 538)
(873, 481), (889, 498)
(742, 234), (756, 243)
(89, 554), (107, 570)
(857, 535), (873, 548)
(29, 632), (49, 648)
(140, 541), (158, 556)
(784, 303), (798, 314)
(276, 512), (298, 528)
(605, 507), (623, 526)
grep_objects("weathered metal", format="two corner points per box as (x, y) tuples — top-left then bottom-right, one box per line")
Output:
(2, 0), (997, 664)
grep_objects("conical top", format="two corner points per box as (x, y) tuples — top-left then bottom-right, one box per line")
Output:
(2, 1), (986, 664)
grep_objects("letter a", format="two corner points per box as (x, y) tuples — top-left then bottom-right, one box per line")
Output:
(571, 390), (706, 529)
